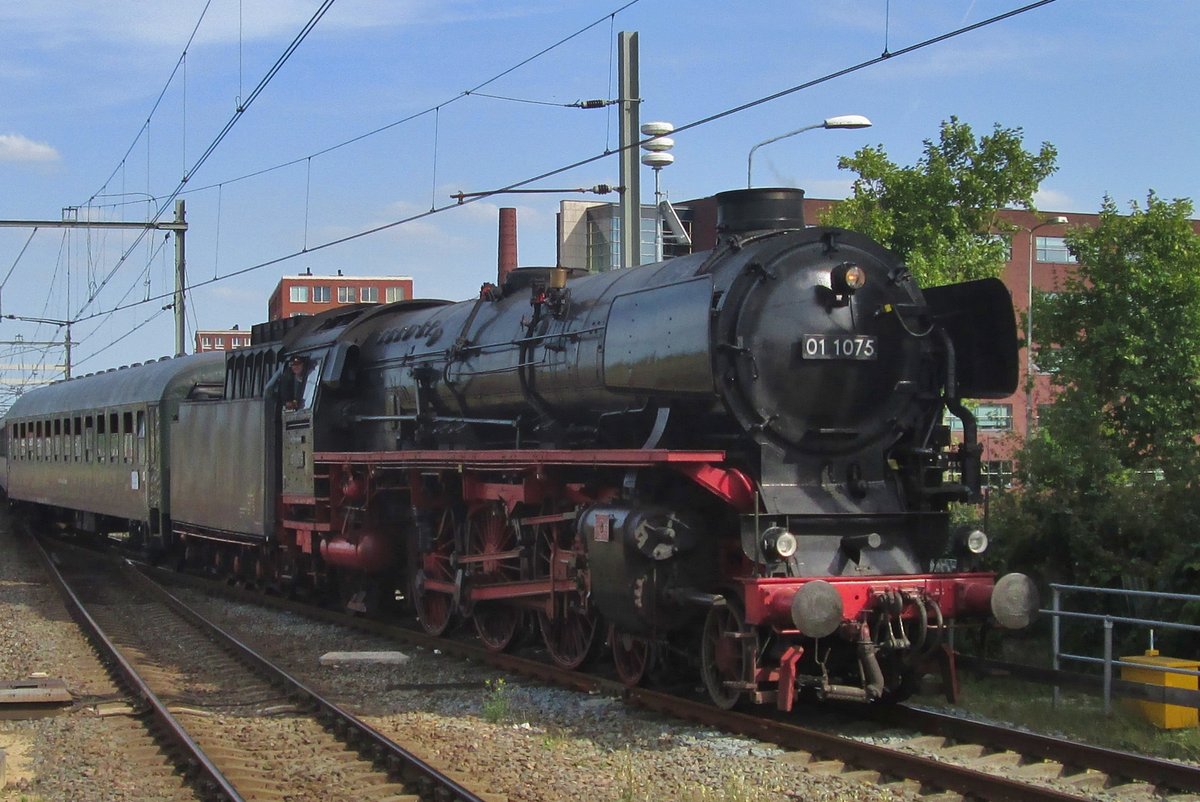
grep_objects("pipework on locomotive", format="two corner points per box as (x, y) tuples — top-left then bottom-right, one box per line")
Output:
(2, 187), (1037, 711)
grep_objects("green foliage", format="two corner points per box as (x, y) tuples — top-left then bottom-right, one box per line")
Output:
(820, 116), (1057, 286)
(925, 675), (1200, 763)
(1037, 194), (1200, 477)
(996, 194), (1200, 599)
(481, 677), (510, 724)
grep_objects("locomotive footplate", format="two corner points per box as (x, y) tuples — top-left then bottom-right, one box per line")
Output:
(314, 448), (727, 469)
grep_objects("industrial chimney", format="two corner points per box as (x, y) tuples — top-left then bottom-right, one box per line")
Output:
(498, 207), (518, 286)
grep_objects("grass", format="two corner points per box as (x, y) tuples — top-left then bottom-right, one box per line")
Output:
(922, 672), (1200, 762)
(481, 677), (511, 724)
(609, 746), (785, 802)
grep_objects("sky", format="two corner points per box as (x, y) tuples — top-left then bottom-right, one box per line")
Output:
(0, 0), (1197, 399)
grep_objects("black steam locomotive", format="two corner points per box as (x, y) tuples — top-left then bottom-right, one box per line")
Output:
(2, 188), (1036, 709)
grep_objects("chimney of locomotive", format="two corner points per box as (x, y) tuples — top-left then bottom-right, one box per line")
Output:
(498, 207), (518, 286)
(716, 187), (806, 234)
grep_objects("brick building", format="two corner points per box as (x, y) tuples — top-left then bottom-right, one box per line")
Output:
(195, 327), (252, 353)
(268, 271), (415, 321)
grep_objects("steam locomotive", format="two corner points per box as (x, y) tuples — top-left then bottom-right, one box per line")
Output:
(2, 188), (1036, 710)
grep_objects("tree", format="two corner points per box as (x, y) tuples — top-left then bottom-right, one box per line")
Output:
(995, 194), (1200, 595)
(820, 117), (1058, 286)
(1036, 194), (1200, 479)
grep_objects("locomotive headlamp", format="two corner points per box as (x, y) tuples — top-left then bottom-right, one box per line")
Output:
(831, 263), (866, 295)
(761, 526), (798, 559)
(966, 528), (989, 555)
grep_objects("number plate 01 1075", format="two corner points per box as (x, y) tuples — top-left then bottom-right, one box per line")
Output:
(801, 334), (877, 360)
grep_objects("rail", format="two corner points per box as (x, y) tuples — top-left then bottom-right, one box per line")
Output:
(1044, 583), (1200, 713)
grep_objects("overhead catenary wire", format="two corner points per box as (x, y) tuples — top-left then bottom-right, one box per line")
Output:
(4, 0), (701, 379)
(73, 308), (172, 370)
(85, 0), (216, 208)
(1, 228), (39, 294)
(178, 0), (644, 199)
(74, 0), (340, 322)
(67, 0), (1059, 330)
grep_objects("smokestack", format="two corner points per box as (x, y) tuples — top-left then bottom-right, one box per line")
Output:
(498, 207), (518, 286)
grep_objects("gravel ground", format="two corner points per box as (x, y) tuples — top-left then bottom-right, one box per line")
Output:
(0, 511), (910, 801)
(0, 517), (199, 802)
(177, 589), (914, 802)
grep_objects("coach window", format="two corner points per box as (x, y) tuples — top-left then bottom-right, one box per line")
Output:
(136, 411), (146, 465)
(123, 411), (134, 463)
(96, 415), (105, 463)
(109, 412), (119, 462)
(44, 419), (51, 461)
(35, 420), (43, 460)
(54, 419), (62, 461)
(73, 416), (82, 462)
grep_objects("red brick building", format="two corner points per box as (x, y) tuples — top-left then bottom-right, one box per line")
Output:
(267, 271), (415, 321)
(195, 327), (252, 353)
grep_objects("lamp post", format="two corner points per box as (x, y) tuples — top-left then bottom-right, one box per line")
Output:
(640, 121), (675, 262)
(1024, 215), (1069, 440)
(746, 114), (872, 188)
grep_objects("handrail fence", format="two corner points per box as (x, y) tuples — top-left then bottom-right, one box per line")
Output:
(1045, 583), (1200, 714)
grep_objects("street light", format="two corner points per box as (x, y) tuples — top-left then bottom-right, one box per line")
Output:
(746, 115), (872, 188)
(640, 121), (676, 262)
(1023, 215), (1069, 440)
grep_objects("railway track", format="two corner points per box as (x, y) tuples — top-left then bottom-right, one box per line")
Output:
(141, 561), (1200, 802)
(29, 535), (499, 802)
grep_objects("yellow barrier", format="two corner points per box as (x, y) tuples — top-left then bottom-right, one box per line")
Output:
(1121, 650), (1199, 729)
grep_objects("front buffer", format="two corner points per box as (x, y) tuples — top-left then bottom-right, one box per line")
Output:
(702, 572), (1038, 710)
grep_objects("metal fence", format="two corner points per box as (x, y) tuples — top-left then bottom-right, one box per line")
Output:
(1045, 583), (1200, 713)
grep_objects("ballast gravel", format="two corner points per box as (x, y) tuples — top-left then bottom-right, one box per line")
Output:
(0, 515), (907, 801)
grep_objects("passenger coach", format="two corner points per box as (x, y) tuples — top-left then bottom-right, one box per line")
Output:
(4, 354), (225, 542)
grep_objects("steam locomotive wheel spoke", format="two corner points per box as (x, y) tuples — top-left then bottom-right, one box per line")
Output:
(466, 503), (521, 582)
(533, 508), (600, 669)
(466, 502), (523, 651)
(539, 605), (600, 670)
(701, 600), (756, 710)
(414, 507), (457, 636)
(473, 604), (521, 652)
(610, 624), (655, 687)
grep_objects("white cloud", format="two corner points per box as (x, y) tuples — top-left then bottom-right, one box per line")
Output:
(0, 2), (552, 49)
(0, 133), (60, 163)
(1033, 188), (1074, 212)
(795, 178), (857, 201)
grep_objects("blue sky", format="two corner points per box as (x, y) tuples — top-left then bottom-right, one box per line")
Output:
(0, 0), (1196, 392)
